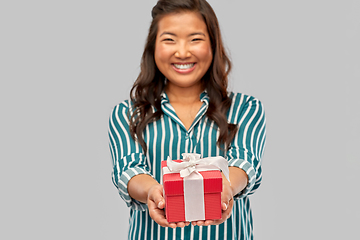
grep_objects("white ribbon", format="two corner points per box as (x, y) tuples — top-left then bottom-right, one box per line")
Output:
(163, 153), (229, 221)
(166, 153), (229, 181)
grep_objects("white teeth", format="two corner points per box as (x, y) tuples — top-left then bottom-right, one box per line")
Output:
(173, 63), (195, 69)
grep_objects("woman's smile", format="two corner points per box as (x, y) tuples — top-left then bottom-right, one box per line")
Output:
(172, 62), (196, 73)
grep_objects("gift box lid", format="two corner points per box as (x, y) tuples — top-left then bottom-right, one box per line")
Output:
(161, 160), (222, 196)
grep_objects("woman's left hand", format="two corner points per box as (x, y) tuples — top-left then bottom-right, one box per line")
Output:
(191, 173), (234, 226)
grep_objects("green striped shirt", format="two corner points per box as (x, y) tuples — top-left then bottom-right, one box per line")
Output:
(108, 91), (266, 240)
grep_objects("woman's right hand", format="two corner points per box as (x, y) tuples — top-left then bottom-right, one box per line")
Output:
(147, 184), (190, 228)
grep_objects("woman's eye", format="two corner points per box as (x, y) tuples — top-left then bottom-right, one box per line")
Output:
(163, 38), (174, 42)
(192, 38), (203, 42)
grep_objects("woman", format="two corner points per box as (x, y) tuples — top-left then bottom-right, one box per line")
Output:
(108, 0), (266, 239)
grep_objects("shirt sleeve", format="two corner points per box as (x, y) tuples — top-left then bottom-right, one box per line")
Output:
(108, 101), (153, 211)
(226, 94), (267, 200)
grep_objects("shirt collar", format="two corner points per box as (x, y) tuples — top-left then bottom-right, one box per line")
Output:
(161, 90), (209, 106)
(160, 91), (169, 105)
(199, 90), (209, 105)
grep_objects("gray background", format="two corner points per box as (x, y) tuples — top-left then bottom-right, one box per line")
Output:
(1, 0), (359, 239)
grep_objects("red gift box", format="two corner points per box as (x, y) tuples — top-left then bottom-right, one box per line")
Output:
(161, 160), (222, 223)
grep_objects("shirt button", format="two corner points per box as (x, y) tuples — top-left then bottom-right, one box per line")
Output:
(185, 134), (190, 140)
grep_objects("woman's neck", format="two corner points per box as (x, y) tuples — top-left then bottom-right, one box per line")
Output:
(165, 83), (204, 104)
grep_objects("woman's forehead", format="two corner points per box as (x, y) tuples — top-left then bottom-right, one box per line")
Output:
(157, 11), (208, 36)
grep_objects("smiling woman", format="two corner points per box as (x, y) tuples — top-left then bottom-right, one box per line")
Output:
(108, 0), (266, 239)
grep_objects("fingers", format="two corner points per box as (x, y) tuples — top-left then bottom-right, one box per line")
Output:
(191, 220), (204, 226)
(147, 185), (190, 228)
(213, 198), (234, 225)
(176, 221), (190, 228)
(147, 197), (171, 228)
(221, 197), (230, 212)
(153, 190), (165, 209)
(204, 220), (215, 226)
(220, 177), (233, 214)
(222, 201), (228, 211)
(147, 185), (174, 228)
(157, 199), (165, 209)
(148, 185), (165, 207)
(191, 220), (214, 226)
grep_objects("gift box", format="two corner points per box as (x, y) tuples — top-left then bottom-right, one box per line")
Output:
(161, 154), (228, 223)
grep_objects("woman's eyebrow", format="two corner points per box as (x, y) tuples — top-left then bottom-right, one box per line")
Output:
(188, 32), (205, 37)
(159, 32), (176, 37)
(159, 32), (206, 37)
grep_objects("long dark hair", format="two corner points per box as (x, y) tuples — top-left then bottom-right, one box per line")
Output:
(129, 0), (237, 152)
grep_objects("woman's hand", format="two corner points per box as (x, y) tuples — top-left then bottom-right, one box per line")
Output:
(191, 172), (234, 226)
(213, 173), (234, 225)
(147, 184), (190, 228)
(147, 166), (247, 227)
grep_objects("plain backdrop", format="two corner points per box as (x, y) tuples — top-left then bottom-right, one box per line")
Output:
(1, 0), (359, 239)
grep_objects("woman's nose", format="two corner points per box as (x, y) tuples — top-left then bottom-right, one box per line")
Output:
(174, 44), (191, 59)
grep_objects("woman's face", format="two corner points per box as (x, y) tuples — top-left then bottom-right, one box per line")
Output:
(154, 11), (213, 91)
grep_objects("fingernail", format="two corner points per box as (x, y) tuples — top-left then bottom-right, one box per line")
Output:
(158, 201), (162, 208)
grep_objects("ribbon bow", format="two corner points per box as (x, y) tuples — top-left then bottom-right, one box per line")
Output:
(166, 153), (229, 181)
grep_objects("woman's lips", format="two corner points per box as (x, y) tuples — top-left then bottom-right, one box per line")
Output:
(172, 63), (196, 73)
